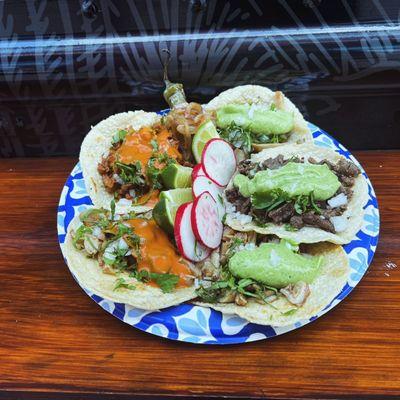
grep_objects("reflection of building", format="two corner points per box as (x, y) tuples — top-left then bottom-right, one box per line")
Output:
(0, 0), (399, 156)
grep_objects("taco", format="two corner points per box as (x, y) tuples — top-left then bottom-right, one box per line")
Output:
(80, 110), (189, 213)
(64, 206), (202, 310)
(224, 142), (368, 244)
(195, 228), (349, 326)
(204, 85), (312, 152)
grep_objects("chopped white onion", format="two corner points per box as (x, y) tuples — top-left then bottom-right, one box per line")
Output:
(330, 216), (348, 232)
(327, 193), (348, 208)
(91, 226), (102, 239)
(129, 189), (136, 198)
(248, 103), (257, 119)
(113, 173), (124, 185)
(270, 249), (281, 266)
(115, 198), (133, 215)
(103, 238), (129, 261)
(237, 242), (256, 252)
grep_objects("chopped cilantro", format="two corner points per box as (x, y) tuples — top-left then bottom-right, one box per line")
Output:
(218, 122), (252, 154)
(284, 224), (299, 232)
(112, 129), (128, 144)
(110, 199), (116, 220)
(149, 272), (179, 293)
(115, 161), (145, 186)
(113, 277), (136, 291)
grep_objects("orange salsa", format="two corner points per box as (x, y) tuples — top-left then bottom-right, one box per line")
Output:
(115, 125), (181, 205)
(117, 125), (181, 170)
(127, 218), (192, 288)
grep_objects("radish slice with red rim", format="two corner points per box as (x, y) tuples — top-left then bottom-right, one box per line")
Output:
(191, 192), (223, 249)
(201, 138), (237, 187)
(174, 202), (211, 262)
(192, 164), (206, 181)
(192, 175), (225, 219)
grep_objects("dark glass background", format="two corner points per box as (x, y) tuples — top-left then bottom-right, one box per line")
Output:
(0, 0), (399, 157)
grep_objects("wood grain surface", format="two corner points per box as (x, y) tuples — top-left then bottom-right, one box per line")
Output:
(0, 153), (399, 400)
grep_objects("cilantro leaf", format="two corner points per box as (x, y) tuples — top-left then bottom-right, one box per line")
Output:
(150, 272), (179, 293)
(110, 199), (116, 220)
(218, 122), (252, 154)
(251, 188), (290, 210)
(115, 161), (146, 186)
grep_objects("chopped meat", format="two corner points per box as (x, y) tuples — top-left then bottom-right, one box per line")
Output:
(290, 215), (304, 229)
(236, 197), (251, 214)
(340, 176), (355, 187)
(260, 154), (286, 170)
(237, 159), (255, 176)
(334, 158), (360, 177)
(227, 156), (360, 234)
(235, 293), (248, 306)
(309, 157), (360, 178)
(102, 174), (117, 192)
(321, 206), (347, 219)
(225, 188), (251, 214)
(280, 281), (310, 306)
(268, 202), (294, 223)
(302, 212), (335, 233)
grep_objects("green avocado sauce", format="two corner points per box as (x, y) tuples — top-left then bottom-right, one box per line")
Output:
(234, 162), (341, 201)
(228, 241), (322, 288)
(216, 103), (294, 135)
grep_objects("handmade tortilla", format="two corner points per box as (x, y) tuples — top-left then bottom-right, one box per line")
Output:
(225, 142), (369, 244)
(64, 215), (197, 310)
(195, 242), (349, 326)
(80, 111), (160, 212)
(204, 85), (312, 149)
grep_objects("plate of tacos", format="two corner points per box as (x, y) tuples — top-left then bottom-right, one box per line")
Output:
(57, 66), (379, 344)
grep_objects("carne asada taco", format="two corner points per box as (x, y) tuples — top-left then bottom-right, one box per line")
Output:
(80, 110), (186, 213)
(195, 228), (349, 326)
(64, 206), (201, 310)
(204, 85), (312, 152)
(224, 142), (368, 244)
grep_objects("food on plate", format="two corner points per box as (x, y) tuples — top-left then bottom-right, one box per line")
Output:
(194, 227), (349, 326)
(204, 85), (312, 153)
(80, 111), (181, 213)
(72, 72), (369, 327)
(162, 51), (213, 163)
(64, 206), (200, 310)
(224, 142), (368, 244)
(192, 120), (220, 162)
(152, 188), (193, 235)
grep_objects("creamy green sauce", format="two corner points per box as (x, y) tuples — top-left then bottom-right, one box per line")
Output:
(228, 241), (322, 288)
(216, 103), (294, 135)
(234, 162), (341, 201)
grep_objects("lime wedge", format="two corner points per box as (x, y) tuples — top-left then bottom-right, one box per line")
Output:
(192, 120), (219, 163)
(161, 163), (192, 189)
(152, 188), (193, 234)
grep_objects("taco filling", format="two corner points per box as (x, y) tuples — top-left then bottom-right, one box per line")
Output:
(196, 227), (322, 308)
(70, 207), (196, 292)
(97, 124), (181, 204)
(225, 155), (361, 233)
(216, 101), (294, 150)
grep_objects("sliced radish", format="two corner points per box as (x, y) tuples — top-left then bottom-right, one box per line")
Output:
(174, 202), (211, 262)
(191, 192), (223, 249)
(192, 175), (225, 219)
(201, 138), (237, 187)
(192, 164), (206, 181)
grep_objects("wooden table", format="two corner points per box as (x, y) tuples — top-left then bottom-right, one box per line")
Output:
(1, 152), (399, 400)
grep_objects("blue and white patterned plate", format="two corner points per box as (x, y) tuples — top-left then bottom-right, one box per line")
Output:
(57, 122), (379, 344)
